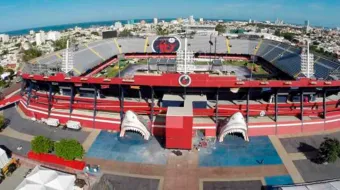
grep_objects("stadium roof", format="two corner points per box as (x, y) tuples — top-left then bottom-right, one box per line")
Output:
(24, 36), (340, 80)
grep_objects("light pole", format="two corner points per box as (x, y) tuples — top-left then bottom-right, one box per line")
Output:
(250, 46), (256, 80)
(209, 33), (213, 63)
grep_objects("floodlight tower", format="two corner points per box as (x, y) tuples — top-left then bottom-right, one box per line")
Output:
(61, 40), (74, 74)
(300, 39), (314, 78)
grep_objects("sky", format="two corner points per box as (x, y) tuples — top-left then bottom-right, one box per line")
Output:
(0, 0), (339, 32)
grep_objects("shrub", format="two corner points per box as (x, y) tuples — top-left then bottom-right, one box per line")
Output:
(316, 138), (340, 164)
(55, 139), (84, 160)
(31, 136), (54, 154)
(0, 114), (5, 131)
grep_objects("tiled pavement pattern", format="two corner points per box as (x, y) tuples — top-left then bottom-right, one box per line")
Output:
(264, 175), (294, 186)
(279, 131), (340, 154)
(279, 130), (340, 183)
(202, 180), (263, 190)
(92, 173), (160, 190)
(85, 151), (288, 190)
(293, 159), (340, 182)
(87, 132), (168, 165)
(199, 136), (282, 167)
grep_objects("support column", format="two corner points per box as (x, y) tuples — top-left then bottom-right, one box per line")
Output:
(69, 85), (75, 116)
(20, 79), (26, 96)
(48, 83), (53, 117)
(323, 89), (327, 120)
(150, 87), (154, 134)
(246, 88), (250, 128)
(93, 86), (98, 129)
(300, 89), (304, 132)
(119, 85), (124, 123)
(26, 81), (33, 106)
(274, 89), (278, 134)
(215, 88), (219, 124)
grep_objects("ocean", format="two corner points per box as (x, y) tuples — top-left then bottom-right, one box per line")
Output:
(4, 18), (238, 36)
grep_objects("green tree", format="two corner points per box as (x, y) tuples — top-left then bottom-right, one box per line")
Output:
(1, 49), (9, 55)
(316, 138), (340, 164)
(0, 114), (5, 131)
(91, 31), (100, 36)
(5, 69), (15, 78)
(281, 33), (295, 41)
(31, 136), (54, 154)
(119, 29), (132, 37)
(53, 37), (68, 51)
(0, 65), (4, 74)
(215, 24), (227, 35)
(274, 30), (281, 36)
(156, 26), (169, 36)
(23, 48), (42, 62)
(55, 139), (84, 160)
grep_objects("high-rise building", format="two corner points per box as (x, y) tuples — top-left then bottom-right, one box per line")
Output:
(305, 20), (311, 33)
(153, 18), (158, 25)
(35, 32), (46, 46)
(0, 34), (9, 43)
(248, 19), (252, 24)
(127, 19), (135, 25)
(114, 22), (123, 29)
(189, 15), (195, 25)
(199, 18), (204, 24)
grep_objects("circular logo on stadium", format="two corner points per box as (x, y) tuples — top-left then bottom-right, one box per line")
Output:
(178, 74), (192, 87)
(152, 36), (181, 53)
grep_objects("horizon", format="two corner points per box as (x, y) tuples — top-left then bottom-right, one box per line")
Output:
(0, 0), (339, 33)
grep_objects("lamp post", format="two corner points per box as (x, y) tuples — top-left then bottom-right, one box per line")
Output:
(250, 46), (256, 80)
(209, 33), (213, 63)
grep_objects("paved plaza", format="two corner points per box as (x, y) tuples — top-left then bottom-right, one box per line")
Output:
(3, 104), (340, 189)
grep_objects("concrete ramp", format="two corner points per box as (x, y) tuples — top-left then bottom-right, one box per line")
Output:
(218, 112), (249, 142)
(120, 110), (151, 140)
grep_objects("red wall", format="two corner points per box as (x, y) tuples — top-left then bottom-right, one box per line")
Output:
(28, 151), (86, 170)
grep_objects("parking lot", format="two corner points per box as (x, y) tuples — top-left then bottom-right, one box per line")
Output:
(4, 106), (90, 143)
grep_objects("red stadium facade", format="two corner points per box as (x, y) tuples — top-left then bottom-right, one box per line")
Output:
(18, 53), (340, 150)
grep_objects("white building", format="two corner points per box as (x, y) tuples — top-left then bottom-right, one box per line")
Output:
(0, 34), (9, 43)
(244, 32), (284, 42)
(114, 22), (123, 29)
(199, 18), (204, 24)
(189, 15), (195, 25)
(29, 30), (35, 35)
(185, 25), (218, 36)
(46, 31), (61, 41)
(153, 18), (158, 25)
(35, 31), (46, 46)
(305, 20), (311, 33)
(124, 24), (133, 30)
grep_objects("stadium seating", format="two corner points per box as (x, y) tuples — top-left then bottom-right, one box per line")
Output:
(314, 62), (332, 79)
(28, 37), (340, 80)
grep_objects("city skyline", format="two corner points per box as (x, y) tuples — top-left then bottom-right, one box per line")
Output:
(0, 0), (339, 32)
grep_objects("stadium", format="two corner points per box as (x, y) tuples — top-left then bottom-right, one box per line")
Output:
(15, 35), (340, 150)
